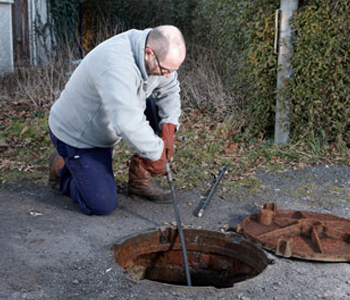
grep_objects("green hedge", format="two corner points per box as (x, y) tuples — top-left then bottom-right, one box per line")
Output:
(194, 0), (350, 144)
(47, 0), (350, 146)
(194, 0), (280, 136)
(289, 0), (350, 145)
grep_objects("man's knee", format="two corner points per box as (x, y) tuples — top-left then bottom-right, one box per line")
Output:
(90, 202), (118, 215)
(76, 191), (118, 216)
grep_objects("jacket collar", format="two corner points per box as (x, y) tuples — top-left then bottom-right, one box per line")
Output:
(130, 28), (152, 81)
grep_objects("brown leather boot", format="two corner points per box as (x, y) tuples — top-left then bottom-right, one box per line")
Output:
(128, 156), (171, 204)
(48, 150), (65, 183)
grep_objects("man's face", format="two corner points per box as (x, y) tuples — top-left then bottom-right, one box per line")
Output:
(145, 47), (182, 78)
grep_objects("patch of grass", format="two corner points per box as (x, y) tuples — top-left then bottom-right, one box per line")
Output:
(2, 44), (350, 203)
(238, 177), (262, 189)
(0, 113), (52, 181)
(300, 174), (310, 179)
(285, 183), (316, 197)
(2, 104), (350, 203)
(0, 169), (45, 185)
(323, 183), (343, 194)
(283, 182), (350, 205)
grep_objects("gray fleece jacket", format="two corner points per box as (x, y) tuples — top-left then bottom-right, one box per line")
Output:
(48, 29), (181, 161)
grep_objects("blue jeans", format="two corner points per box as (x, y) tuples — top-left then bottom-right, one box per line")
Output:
(50, 129), (118, 215)
(49, 97), (160, 215)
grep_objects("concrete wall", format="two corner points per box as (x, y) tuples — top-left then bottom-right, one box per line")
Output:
(0, 0), (14, 76)
(0, 0), (52, 75)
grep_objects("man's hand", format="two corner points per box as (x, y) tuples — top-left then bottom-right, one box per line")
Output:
(138, 144), (167, 177)
(160, 123), (176, 161)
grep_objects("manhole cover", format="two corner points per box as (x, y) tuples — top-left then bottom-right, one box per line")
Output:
(112, 227), (271, 288)
(236, 203), (350, 262)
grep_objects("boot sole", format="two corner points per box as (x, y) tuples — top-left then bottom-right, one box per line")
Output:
(128, 191), (172, 204)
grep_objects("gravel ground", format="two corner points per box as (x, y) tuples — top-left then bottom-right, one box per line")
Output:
(0, 164), (349, 300)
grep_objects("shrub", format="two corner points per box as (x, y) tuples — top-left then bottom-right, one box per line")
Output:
(289, 0), (350, 146)
(194, 0), (350, 147)
(194, 0), (279, 137)
(46, 0), (350, 147)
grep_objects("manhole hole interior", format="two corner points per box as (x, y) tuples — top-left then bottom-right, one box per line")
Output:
(112, 228), (270, 288)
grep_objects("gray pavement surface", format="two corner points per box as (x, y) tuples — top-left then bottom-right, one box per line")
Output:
(0, 165), (350, 299)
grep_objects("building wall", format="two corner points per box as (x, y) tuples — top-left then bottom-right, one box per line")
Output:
(0, 0), (14, 76)
(0, 0), (52, 76)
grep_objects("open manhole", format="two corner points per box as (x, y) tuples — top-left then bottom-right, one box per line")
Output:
(236, 203), (350, 262)
(112, 227), (271, 288)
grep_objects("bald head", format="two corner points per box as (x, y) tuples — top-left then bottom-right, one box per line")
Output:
(146, 25), (186, 65)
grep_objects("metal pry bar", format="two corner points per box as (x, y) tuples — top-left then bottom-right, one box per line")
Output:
(197, 163), (228, 218)
(166, 162), (192, 286)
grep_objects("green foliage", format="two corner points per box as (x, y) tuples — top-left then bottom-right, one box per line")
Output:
(46, 0), (350, 148)
(82, 0), (198, 37)
(1, 118), (49, 140)
(193, 0), (350, 147)
(48, 0), (81, 47)
(193, 0), (279, 137)
(289, 0), (350, 145)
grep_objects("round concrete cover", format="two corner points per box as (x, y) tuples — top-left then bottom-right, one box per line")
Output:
(236, 203), (350, 262)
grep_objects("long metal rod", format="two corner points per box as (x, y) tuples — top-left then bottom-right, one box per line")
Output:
(197, 163), (228, 218)
(166, 162), (192, 287)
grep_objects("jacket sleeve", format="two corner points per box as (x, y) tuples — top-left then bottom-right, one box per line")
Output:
(153, 72), (182, 131)
(95, 67), (164, 161)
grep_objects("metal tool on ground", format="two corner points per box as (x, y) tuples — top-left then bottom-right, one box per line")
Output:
(166, 162), (192, 286)
(197, 163), (228, 218)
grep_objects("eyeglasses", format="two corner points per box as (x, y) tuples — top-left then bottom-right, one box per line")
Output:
(147, 47), (178, 75)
